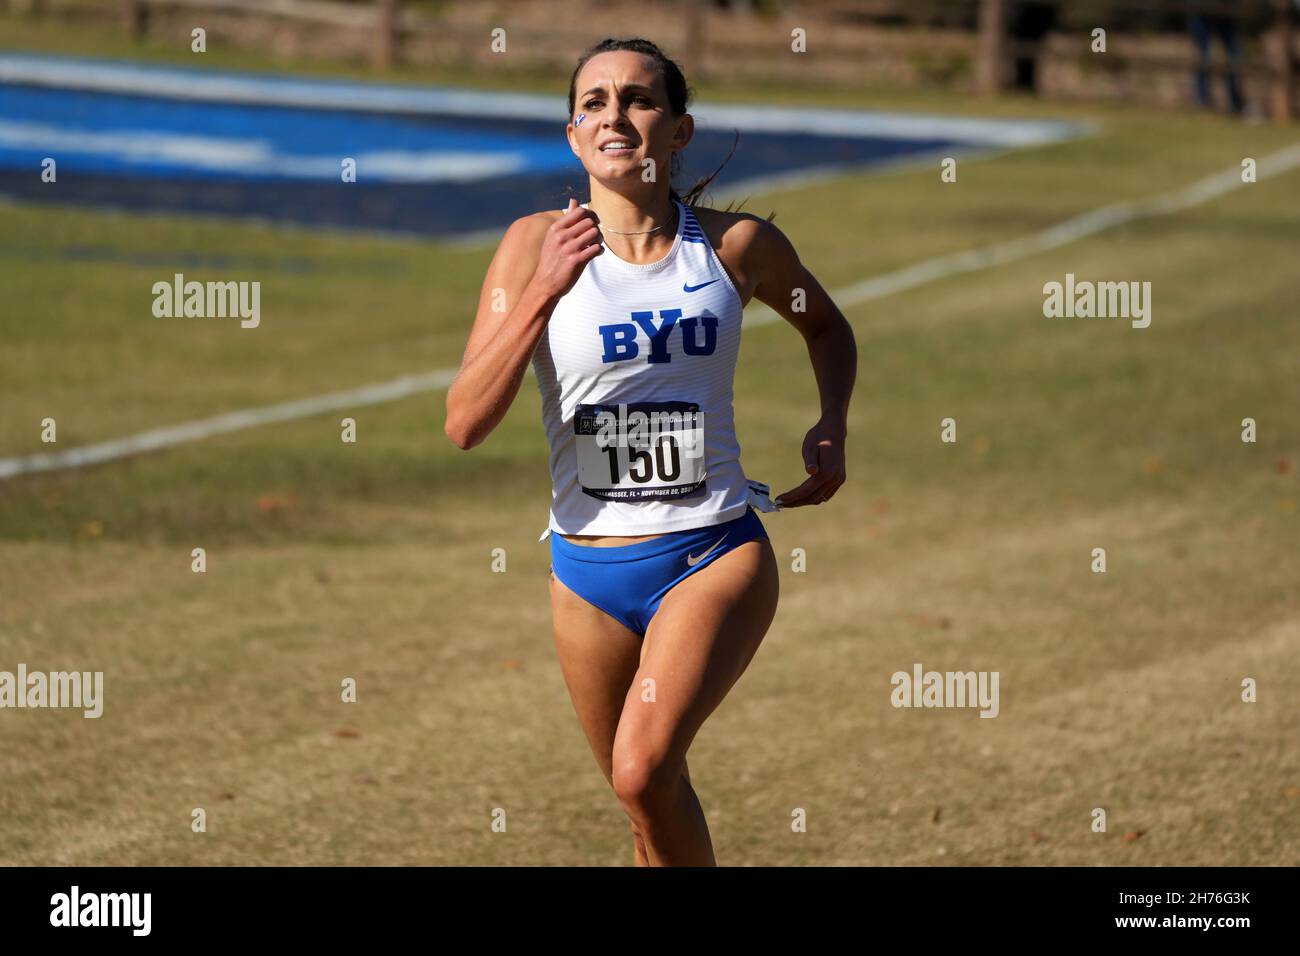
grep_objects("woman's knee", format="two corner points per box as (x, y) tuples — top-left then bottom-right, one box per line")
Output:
(611, 744), (685, 815)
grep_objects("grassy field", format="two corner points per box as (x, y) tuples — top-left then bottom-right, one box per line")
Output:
(1, 14), (1298, 865)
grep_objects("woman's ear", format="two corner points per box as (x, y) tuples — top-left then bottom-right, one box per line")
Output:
(673, 113), (695, 152)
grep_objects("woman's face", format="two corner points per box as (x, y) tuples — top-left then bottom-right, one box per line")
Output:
(568, 51), (692, 187)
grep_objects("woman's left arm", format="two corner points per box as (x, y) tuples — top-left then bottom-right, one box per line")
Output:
(745, 218), (857, 507)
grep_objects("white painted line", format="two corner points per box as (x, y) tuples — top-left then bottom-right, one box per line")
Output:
(741, 140), (1300, 327)
(0, 119), (530, 182)
(0, 371), (453, 480)
(2, 144), (1296, 480)
(0, 53), (1082, 146)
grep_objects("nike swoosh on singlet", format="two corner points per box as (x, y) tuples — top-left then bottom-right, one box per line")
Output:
(686, 536), (727, 566)
(683, 279), (720, 293)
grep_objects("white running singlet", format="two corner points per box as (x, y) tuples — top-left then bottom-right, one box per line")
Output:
(534, 198), (778, 541)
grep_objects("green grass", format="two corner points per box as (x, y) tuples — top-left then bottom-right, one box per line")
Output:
(0, 15), (1298, 865)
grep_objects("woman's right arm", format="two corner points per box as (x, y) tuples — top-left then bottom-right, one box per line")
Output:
(444, 200), (602, 450)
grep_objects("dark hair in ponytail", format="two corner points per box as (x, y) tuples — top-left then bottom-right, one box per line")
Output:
(566, 37), (775, 221)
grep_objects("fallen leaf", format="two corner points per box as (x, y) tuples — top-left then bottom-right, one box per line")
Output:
(1281, 786), (1299, 799)
(910, 613), (952, 630)
(931, 806), (942, 824)
(502, 658), (522, 671)
(1122, 830), (1146, 843)
(1030, 831), (1049, 845)
(1142, 455), (1163, 476)
(1276, 457), (1292, 475)
(330, 728), (362, 739)
(257, 492), (297, 513)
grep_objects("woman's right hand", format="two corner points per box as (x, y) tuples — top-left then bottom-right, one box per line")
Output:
(529, 198), (603, 302)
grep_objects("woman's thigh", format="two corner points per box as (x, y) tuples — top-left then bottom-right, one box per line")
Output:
(613, 536), (780, 777)
(548, 568), (642, 786)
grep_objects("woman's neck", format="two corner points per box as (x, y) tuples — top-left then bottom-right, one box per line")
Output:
(586, 191), (678, 263)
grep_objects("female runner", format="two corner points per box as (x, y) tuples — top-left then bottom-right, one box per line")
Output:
(445, 37), (857, 865)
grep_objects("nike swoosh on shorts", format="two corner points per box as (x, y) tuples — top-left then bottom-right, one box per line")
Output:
(683, 279), (720, 292)
(686, 536), (727, 566)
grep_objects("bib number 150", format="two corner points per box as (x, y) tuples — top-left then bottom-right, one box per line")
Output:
(574, 400), (706, 502)
(605, 433), (683, 483)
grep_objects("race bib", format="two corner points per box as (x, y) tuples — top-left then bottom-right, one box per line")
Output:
(574, 400), (706, 501)
(746, 479), (782, 513)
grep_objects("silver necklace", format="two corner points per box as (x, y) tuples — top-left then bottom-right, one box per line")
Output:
(593, 203), (678, 236)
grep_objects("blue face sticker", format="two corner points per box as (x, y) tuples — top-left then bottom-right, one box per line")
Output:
(575, 113), (586, 127)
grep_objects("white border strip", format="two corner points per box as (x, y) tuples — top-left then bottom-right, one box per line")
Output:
(3, 143), (1296, 481)
(0, 53), (1082, 145)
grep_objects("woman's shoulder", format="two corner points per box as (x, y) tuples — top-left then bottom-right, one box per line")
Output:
(494, 209), (563, 264)
(513, 208), (566, 236)
(691, 201), (790, 274)
(529, 207), (569, 228)
(689, 202), (767, 229)
(689, 204), (775, 255)
(688, 204), (782, 304)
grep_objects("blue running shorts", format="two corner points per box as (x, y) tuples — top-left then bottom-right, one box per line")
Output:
(549, 505), (770, 638)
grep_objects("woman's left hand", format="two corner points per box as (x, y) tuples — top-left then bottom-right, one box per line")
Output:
(774, 417), (847, 507)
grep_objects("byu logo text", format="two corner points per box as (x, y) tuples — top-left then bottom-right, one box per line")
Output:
(599, 308), (719, 363)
